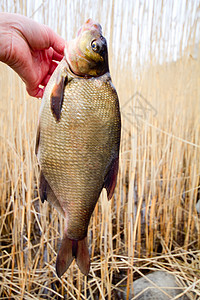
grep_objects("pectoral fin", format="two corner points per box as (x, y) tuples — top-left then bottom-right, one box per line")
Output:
(50, 75), (68, 122)
(104, 157), (119, 200)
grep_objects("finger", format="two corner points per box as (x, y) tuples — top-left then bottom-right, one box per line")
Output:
(27, 86), (44, 99)
(35, 88), (44, 98)
(40, 74), (51, 87)
(35, 88), (44, 99)
(44, 26), (65, 54)
(40, 62), (58, 86)
(52, 50), (64, 61)
(48, 61), (58, 75)
(27, 60), (58, 97)
(14, 15), (65, 54)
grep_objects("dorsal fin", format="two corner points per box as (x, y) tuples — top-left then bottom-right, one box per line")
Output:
(50, 75), (68, 122)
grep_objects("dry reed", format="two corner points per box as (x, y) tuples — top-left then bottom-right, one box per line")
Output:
(0, 0), (199, 299)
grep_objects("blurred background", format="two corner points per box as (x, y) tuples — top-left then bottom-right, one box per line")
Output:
(0, 0), (199, 299)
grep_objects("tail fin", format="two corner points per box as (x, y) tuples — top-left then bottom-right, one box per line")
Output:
(56, 235), (73, 277)
(56, 235), (90, 277)
(76, 237), (90, 275)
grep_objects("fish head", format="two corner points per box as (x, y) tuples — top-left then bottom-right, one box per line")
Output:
(65, 19), (109, 77)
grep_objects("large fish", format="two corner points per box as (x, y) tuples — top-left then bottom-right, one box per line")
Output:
(36, 19), (121, 277)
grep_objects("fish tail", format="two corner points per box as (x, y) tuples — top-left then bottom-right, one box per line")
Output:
(75, 237), (90, 276)
(56, 235), (73, 277)
(56, 235), (90, 277)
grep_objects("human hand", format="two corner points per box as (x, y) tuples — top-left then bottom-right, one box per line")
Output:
(0, 13), (65, 98)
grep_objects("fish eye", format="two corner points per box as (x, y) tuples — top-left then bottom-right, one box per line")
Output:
(91, 40), (100, 53)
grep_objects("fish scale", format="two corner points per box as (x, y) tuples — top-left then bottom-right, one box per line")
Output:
(36, 19), (121, 276)
(39, 73), (120, 240)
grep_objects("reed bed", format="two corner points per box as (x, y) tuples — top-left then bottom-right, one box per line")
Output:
(0, 1), (200, 299)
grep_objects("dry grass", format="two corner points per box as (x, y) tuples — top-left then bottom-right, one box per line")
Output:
(0, 1), (200, 299)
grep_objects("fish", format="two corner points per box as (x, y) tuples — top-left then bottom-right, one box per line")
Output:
(35, 19), (121, 277)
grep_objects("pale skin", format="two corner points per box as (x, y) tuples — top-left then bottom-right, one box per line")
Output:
(0, 13), (65, 98)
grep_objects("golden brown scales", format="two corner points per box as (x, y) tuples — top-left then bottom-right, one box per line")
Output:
(36, 19), (121, 277)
